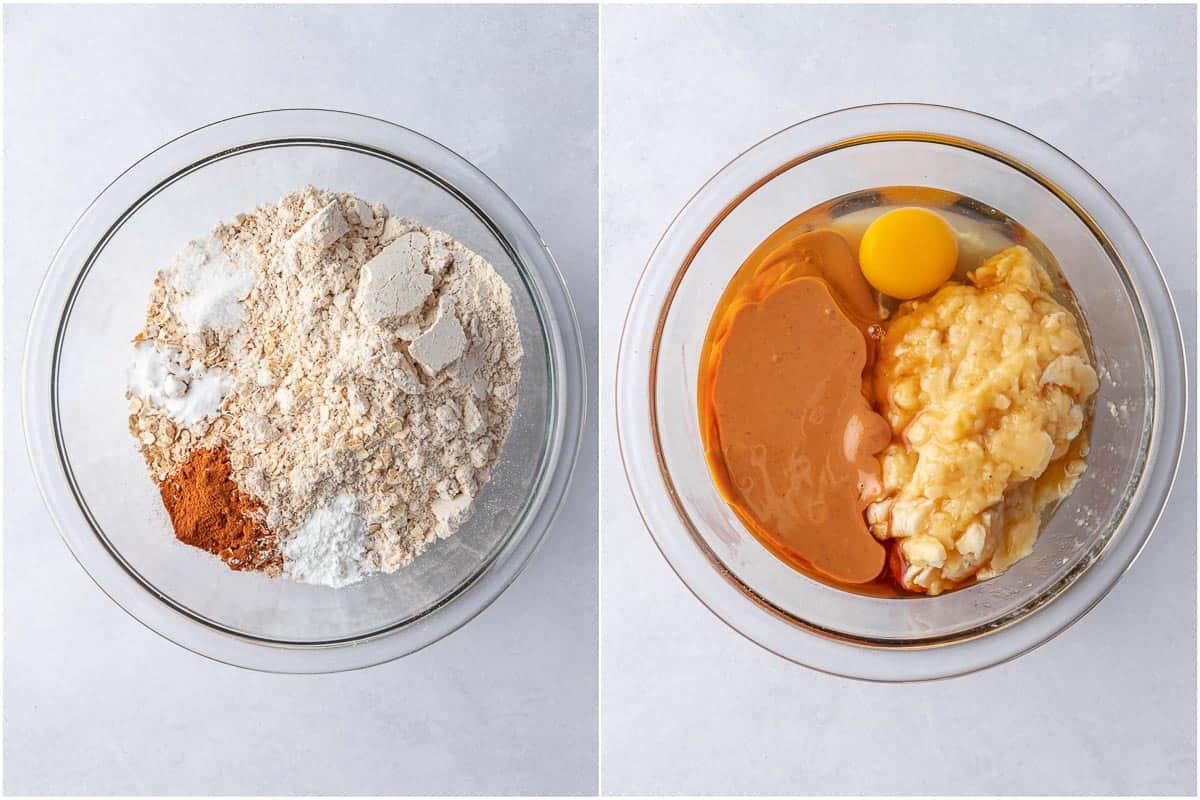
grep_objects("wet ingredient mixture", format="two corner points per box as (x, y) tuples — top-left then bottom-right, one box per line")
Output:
(699, 190), (1098, 595)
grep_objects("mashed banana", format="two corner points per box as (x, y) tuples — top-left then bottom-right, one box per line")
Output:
(867, 246), (1098, 595)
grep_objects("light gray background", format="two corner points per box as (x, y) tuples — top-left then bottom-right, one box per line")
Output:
(4, 5), (597, 795)
(602, 4), (1196, 796)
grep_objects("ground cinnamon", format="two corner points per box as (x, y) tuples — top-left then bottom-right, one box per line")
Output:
(159, 447), (281, 573)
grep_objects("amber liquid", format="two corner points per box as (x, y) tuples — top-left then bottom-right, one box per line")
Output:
(698, 186), (1096, 598)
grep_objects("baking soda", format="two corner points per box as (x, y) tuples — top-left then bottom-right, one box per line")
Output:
(127, 341), (229, 426)
(281, 494), (369, 588)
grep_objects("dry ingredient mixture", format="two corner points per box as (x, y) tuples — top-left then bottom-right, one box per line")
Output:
(126, 187), (523, 588)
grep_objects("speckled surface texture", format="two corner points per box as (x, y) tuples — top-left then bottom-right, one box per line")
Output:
(601, 4), (1196, 795)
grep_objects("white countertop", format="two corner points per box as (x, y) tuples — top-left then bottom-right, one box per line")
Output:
(600, 4), (1196, 795)
(4, 5), (598, 795)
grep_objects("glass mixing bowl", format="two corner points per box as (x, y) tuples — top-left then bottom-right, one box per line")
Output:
(23, 109), (586, 673)
(616, 104), (1186, 681)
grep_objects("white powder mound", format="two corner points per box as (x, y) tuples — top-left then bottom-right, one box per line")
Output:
(281, 493), (369, 588)
(127, 341), (230, 426)
(170, 236), (257, 334)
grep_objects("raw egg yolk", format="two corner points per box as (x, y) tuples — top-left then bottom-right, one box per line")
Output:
(858, 207), (959, 299)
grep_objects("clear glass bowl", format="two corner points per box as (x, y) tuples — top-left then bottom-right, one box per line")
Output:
(616, 103), (1186, 681)
(23, 109), (586, 673)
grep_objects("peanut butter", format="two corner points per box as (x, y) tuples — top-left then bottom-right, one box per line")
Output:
(699, 230), (891, 585)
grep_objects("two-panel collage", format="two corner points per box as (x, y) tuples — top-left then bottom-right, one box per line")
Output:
(4, 2), (1197, 797)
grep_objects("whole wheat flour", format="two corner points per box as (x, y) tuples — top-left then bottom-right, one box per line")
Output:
(126, 187), (523, 586)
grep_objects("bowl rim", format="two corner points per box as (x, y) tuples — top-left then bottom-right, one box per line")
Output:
(22, 107), (587, 673)
(615, 102), (1187, 682)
